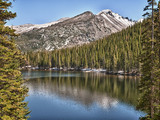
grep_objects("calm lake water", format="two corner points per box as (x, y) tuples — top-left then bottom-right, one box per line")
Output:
(22, 71), (145, 120)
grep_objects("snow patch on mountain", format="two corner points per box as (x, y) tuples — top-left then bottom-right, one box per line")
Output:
(98, 9), (135, 26)
(14, 9), (138, 51)
(138, 18), (144, 23)
(10, 17), (70, 34)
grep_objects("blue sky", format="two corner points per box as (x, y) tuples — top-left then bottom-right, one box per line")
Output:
(7, 0), (158, 25)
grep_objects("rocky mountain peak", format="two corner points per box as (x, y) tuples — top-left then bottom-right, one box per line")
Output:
(15, 9), (136, 51)
(98, 9), (112, 14)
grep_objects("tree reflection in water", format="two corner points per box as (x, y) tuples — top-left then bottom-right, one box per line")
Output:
(24, 71), (139, 109)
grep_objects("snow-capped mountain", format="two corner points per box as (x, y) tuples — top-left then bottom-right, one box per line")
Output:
(15, 9), (136, 51)
(98, 9), (135, 28)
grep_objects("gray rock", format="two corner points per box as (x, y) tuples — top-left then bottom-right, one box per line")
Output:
(15, 9), (135, 51)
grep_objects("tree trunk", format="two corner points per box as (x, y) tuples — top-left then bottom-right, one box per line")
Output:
(151, 0), (155, 118)
(158, 1), (160, 115)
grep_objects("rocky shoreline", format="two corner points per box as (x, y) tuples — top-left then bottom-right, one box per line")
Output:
(21, 66), (140, 76)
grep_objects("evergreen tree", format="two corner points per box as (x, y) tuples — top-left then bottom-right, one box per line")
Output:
(154, 1), (160, 118)
(0, 0), (29, 119)
(137, 0), (160, 119)
(26, 22), (142, 73)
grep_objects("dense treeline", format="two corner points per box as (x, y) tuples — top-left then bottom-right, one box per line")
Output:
(25, 22), (142, 73)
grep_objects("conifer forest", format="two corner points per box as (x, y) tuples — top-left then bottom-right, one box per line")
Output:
(0, 0), (160, 120)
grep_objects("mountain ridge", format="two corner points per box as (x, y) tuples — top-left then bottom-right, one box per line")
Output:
(14, 9), (136, 51)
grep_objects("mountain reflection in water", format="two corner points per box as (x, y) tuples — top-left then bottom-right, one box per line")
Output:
(23, 71), (144, 120)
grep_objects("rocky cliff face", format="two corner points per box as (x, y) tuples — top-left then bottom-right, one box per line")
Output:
(14, 9), (135, 51)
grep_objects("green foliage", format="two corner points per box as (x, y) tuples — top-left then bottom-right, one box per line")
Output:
(0, 0), (29, 119)
(137, 0), (160, 119)
(26, 23), (142, 73)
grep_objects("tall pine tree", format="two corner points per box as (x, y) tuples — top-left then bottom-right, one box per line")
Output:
(0, 0), (30, 119)
(154, 0), (160, 118)
(137, 0), (160, 119)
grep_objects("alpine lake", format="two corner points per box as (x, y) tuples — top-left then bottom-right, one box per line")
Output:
(22, 71), (145, 120)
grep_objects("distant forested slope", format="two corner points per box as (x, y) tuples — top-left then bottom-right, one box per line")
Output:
(25, 23), (142, 72)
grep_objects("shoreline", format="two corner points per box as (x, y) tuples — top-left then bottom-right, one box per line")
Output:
(21, 68), (140, 77)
